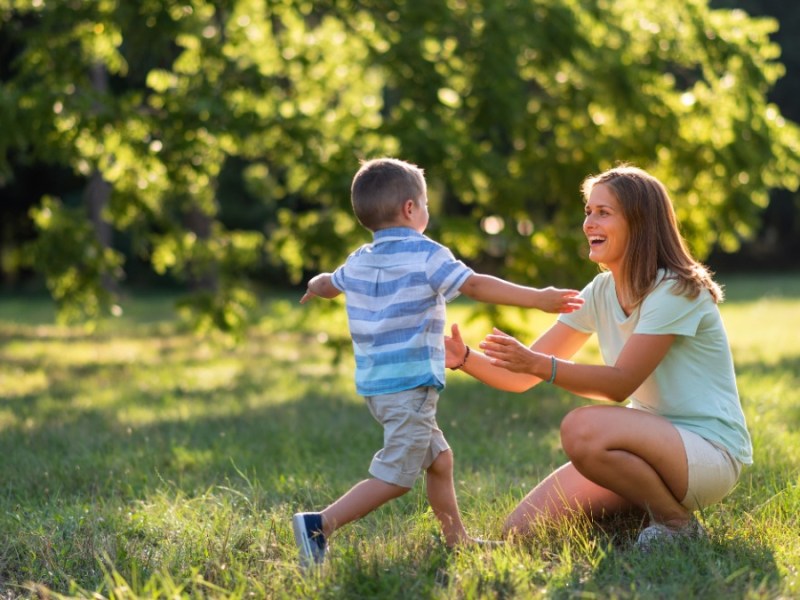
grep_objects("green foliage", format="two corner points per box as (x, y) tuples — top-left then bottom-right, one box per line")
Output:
(0, 275), (798, 598)
(0, 0), (798, 331)
(26, 196), (124, 324)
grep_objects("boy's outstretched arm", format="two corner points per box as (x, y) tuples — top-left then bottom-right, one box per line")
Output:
(300, 273), (342, 303)
(458, 273), (583, 313)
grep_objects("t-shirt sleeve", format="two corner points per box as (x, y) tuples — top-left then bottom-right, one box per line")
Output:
(635, 279), (706, 336)
(557, 277), (597, 333)
(330, 262), (348, 292)
(425, 244), (474, 302)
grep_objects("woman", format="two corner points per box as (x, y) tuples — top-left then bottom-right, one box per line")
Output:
(446, 165), (752, 547)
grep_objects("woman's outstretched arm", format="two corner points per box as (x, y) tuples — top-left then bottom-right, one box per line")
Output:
(480, 329), (675, 402)
(445, 322), (590, 393)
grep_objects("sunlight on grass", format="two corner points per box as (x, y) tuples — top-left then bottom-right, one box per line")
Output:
(0, 408), (18, 430)
(0, 274), (798, 598)
(723, 298), (800, 365)
(3, 336), (151, 368)
(0, 365), (48, 398)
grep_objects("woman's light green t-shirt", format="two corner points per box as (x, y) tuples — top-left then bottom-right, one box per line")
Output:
(558, 271), (753, 464)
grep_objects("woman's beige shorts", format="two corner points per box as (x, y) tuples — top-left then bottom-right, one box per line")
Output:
(676, 427), (743, 511)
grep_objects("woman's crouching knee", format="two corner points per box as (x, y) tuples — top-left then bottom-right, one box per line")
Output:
(560, 406), (604, 464)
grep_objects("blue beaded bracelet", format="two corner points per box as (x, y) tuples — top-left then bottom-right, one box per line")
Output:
(547, 355), (557, 384)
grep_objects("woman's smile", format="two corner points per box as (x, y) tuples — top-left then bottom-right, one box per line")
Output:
(583, 184), (628, 272)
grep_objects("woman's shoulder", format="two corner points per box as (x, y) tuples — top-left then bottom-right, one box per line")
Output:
(645, 270), (715, 310)
(571, 271), (616, 314)
(585, 271), (614, 295)
(651, 269), (706, 295)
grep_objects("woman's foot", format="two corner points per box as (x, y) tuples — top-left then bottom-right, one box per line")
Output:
(635, 518), (706, 551)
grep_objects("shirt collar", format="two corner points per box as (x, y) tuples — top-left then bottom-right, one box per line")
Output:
(372, 227), (422, 244)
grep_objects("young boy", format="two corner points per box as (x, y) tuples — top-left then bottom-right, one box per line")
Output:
(292, 157), (582, 567)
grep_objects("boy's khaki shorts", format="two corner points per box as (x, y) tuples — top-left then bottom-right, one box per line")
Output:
(365, 387), (449, 488)
(677, 426), (743, 511)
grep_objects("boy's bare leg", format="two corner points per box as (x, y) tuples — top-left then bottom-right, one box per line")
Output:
(425, 449), (471, 546)
(320, 478), (409, 537)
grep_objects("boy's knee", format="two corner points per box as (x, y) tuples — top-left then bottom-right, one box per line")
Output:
(375, 478), (411, 499)
(428, 448), (454, 473)
(393, 484), (412, 498)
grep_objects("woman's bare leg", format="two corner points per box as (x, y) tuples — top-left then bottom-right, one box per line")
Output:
(503, 461), (637, 537)
(504, 405), (689, 537)
(560, 405), (689, 525)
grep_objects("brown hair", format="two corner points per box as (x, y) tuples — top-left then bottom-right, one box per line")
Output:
(350, 158), (426, 231)
(581, 165), (723, 305)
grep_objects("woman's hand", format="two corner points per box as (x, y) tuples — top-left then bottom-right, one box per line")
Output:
(444, 323), (468, 369)
(480, 328), (546, 375)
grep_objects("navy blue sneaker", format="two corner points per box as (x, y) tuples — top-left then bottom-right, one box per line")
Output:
(292, 512), (326, 567)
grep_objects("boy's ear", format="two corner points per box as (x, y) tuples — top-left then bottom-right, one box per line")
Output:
(401, 198), (416, 218)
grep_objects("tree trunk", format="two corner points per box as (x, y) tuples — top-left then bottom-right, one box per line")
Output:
(185, 203), (218, 292)
(85, 62), (118, 294)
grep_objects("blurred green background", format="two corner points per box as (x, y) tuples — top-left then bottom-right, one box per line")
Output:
(0, 0), (798, 334)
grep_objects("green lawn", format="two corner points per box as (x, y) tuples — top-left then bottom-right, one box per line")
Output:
(0, 273), (798, 599)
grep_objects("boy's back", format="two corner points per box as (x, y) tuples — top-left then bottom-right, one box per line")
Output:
(331, 227), (473, 397)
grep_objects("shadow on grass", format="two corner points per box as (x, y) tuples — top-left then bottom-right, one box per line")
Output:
(718, 272), (800, 304)
(0, 319), (579, 505)
(1, 278), (795, 596)
(320, 541), (451, 600)
(567, 531), (781, 598)
(0, 381), (361, 499)
(736, 353), (800, 377)
(0, 315), (583, 595)
(736, 353), (800, 428)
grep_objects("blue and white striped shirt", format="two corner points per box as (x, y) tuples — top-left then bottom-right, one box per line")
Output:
(331, 227), (474, 396)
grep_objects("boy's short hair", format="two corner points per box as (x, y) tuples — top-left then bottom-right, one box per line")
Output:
(351, 158), (426, 231)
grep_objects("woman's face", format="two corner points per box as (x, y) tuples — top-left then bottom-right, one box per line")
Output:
(583, 183), (629, 272)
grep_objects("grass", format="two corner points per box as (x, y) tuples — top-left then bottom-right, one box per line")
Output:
(0, 272), (798, 599)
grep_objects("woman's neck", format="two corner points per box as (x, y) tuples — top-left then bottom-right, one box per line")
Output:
(611, 269), (634, 316)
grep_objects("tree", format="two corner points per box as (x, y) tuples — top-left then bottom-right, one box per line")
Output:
(1, 0), (798, 331)
(709, 0), (800, 268)
(2, 0), (382, 330)
(331, 0), (799, 284)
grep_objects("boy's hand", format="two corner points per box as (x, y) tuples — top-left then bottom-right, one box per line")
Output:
(537, 288), (584, 313)
(299, 273), (341, 303)
(444, 323), (467, 369)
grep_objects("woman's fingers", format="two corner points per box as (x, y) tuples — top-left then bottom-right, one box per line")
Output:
(483, 334), (523, 351)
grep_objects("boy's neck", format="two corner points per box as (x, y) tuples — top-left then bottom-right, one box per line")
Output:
(373, 223), (423, 235)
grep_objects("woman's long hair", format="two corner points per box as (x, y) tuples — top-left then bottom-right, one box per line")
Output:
(582, 165), (723, 306)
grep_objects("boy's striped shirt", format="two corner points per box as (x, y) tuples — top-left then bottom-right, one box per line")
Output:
(331, 227), (473, 396)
